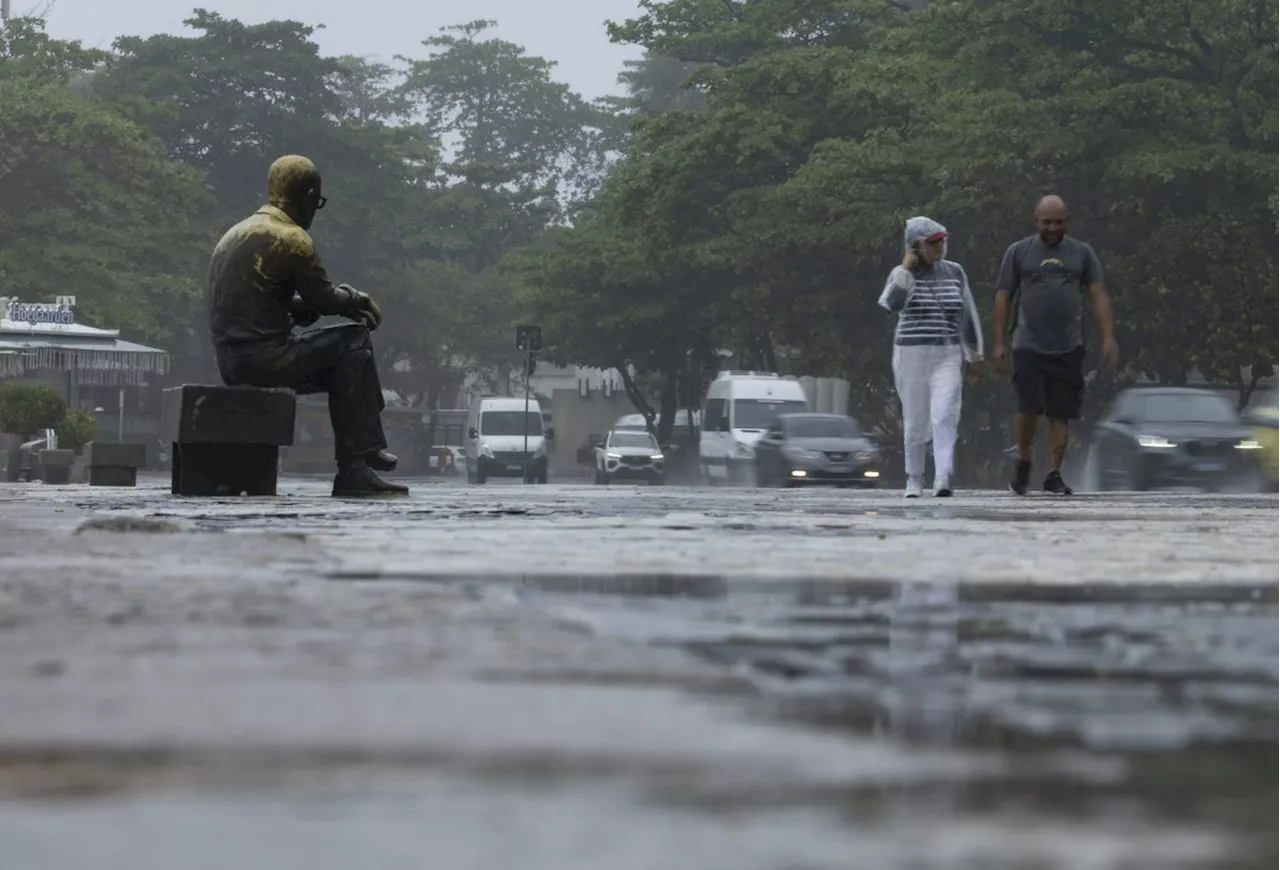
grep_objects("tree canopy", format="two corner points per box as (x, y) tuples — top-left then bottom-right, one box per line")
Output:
(513, 0), (1278, 466)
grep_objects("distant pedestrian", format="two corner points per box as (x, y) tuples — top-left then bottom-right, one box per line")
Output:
(879, 217), (984, 498)
(992, 195), (1119, 495)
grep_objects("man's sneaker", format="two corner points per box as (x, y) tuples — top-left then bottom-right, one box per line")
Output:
(1043, 470), (1074, 496)
(905, 477), (923, 498)
(1009, 460), (1031, 495)
(933, 476), (953, 497)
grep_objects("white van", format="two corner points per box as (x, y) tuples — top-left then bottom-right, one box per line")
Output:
(700, 372), (808, 484)
(465, 396), (548, 484)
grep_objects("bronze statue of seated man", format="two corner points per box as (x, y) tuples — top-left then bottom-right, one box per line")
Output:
(207, 154), (408, 498)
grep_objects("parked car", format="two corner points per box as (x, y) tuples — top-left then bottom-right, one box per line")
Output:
(1089, 387), (1262, 491)
(754, 413), (883, 488)
(594, 429), (665, 485)
(1243, 388), (1278, 490)
(427, 445), (465, 476)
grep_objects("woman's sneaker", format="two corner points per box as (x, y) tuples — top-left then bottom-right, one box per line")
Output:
(933, 476), (953, 497)
(905, 477), (923, 498)
(1043, 470), (1074, 495)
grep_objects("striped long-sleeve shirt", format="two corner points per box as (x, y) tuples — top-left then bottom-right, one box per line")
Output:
(878, 260), (984, 361)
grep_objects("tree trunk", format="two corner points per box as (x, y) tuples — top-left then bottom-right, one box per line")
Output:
(616, 359), (658, 436)
(656, 367), (679, 445)
(1234, 365), (1260, 412)
(760, 333), (778, 373)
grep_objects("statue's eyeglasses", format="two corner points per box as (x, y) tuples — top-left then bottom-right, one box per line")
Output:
(315, 195), (328, 210)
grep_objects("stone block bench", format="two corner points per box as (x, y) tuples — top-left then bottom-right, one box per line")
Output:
(85, 441), (148, 487)
(161, 385), (296, 497)
(38, 448), (76, 485)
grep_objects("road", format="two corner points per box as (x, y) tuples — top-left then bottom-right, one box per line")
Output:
(0, 476), (1274, 870)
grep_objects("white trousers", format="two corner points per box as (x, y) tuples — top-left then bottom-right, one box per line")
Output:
(892, 344), (964, 483)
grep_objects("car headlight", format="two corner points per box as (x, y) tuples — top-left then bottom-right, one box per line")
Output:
(854, 451), (876, 461)
(481, 445), (494, 458)
(1137, 435), (1176, 449)
(650, 454), (664, 460)
(606, 452), (622, 459)
(1235, 439), (1262, 450)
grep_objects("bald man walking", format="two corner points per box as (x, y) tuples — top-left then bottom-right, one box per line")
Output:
(992, 196), (1119, 495)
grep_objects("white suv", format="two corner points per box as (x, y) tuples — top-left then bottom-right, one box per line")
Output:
(594, 429), (665, 485)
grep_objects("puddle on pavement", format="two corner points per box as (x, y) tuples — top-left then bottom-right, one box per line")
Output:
(502, 573), (1278, 868)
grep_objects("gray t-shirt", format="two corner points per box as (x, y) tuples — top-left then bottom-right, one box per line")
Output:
(996, 235), (1102, 355)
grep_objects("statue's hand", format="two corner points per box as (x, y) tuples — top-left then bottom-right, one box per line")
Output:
(339, 284), (383, 330)
(288, 295), (321, 328)
(290, 305), (321, 328)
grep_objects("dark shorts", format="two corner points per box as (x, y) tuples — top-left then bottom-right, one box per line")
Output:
(1012, 345), (1085, 420)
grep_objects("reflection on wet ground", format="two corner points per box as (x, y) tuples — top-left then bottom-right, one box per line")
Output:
(9, 481), (1275, 867)
(513, 573), (1278, 869)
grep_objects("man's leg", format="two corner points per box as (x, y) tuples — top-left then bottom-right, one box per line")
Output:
(928, 347), (963, 494)
(1009, 350), (1045, 495)
(1015, 412), (1039, 462)
(893, 346), (930, 497)
(1041, 346), (1086, 495)
(1045, 418), (1070, 472)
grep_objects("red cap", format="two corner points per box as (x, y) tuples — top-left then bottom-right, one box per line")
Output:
(925, 231), (948, 242)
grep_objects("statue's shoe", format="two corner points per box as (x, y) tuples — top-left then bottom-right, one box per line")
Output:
(364, 449), (398, 472)
(332, 466), (409, 498)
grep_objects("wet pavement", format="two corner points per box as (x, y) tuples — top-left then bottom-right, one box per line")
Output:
(0, 475), (1275, 869)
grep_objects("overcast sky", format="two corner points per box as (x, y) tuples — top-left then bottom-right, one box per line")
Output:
(27, 0), (645, 99)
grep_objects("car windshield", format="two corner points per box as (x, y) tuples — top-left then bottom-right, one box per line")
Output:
(480, 411), (543, 436)
(786, 416), (859, 439)
(733, 399), (808, 430)
(1141, 394), (1238, 424)
(609, 432), (658, 450)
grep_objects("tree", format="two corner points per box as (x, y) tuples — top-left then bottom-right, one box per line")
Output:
(398, 20), (616, 205)
(614, 53), (709, 114)
(0, 17), (211, 353)
(568, 0), (1277, 481)
(888, 0), (1278, 407)
(0, 13), (105, 86)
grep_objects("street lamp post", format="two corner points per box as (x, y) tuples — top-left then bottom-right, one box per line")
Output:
(515, 325), (542, 484)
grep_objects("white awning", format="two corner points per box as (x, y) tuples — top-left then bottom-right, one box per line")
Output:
(0, 333), (170, 386)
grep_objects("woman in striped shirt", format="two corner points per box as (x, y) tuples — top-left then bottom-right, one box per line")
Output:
(878, 216), (984, 497)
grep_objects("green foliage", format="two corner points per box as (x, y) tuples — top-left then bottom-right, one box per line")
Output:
(0, 384), (66, 435)
(397, 20), (616, 204)
(513, 0), (1277, 464)
(0, 17), (212, 349)
(2, 10), (613, 406)
(56, 409), (98, 454)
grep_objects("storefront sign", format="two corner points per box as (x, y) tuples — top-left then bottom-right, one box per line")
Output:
(1, 296), (76, 325)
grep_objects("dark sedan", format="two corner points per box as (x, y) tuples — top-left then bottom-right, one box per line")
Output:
(754, 413), (883, 488)
(1090, 387), (1263, 491)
